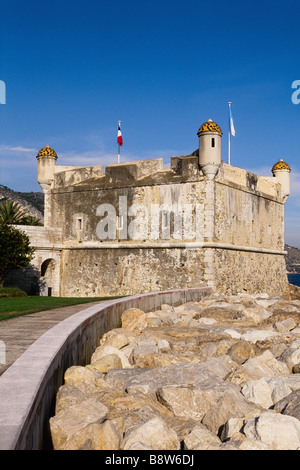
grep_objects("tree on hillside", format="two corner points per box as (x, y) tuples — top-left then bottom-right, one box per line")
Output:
(0, 223), (34, 286)
(0, 200), (24, 224)
(21, 215), (43, 226)
(0, 200), (42, 226)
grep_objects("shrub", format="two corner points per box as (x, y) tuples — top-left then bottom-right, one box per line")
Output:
(0, 224), (34, 286)
(0, 287), (28, 297)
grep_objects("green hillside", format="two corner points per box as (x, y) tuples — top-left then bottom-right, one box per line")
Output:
(0, 185), (44, 221)
(285, 244), (300, 273)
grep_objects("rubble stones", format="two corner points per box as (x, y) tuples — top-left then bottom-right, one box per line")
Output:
(121, 417), (180, 450)
(49, 290), (300, 450)
(243, 411), (300, 450)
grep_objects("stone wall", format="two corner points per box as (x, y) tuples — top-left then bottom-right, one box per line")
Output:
(60, 247), (206, 297)
(4, 226), (62, 296)
(212, 164), (289, 297)
(214, 165), (285, 251)
(49, 164), (206, 244)
(214, 249), (289, 297)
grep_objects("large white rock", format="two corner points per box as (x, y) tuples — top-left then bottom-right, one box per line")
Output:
(255, 298), (278, 308)
(241, 350), (289, 380)
(91, 344), (132, 369)
(243, 411), (300, 450)
(242, 377), (286, 409)
(241, 374), (300, 409)
(242, 307), (272, 324)
(156, 381), (236, 421)
(241, 329), (280, 344)
(279, 347), (300, 372)
(201, 386), (261, 434)
(63, 365), (106, 393)
(121, 308), (148, 332)
(183, 424), (221, 450)
(61, 420), (120, 450)
(121, 418), (180, 450)
(224, 329), (241, 339)
(125, 358), (235, 398)
(102, 331), (131, 349)
(49, 398), (108, 450)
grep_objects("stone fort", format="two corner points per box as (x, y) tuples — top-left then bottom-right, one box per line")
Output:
(13, 118), (292, 298)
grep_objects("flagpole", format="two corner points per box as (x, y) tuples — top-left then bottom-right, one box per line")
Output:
(228, 102), (231, 165)
(118, 120), (121, 163)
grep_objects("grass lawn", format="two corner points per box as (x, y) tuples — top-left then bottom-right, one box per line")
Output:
(0, 295), (122, 321)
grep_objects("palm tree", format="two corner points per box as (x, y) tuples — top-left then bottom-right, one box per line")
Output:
(0, 200), (42, 226)
(21, 215), (43, 226)
(0, 200), (25, 224)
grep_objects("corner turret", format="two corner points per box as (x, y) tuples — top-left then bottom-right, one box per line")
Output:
(272, 158), (291, 202)
(36, 145), (57, 227)
(197, 119), (222, 180)
(36, 145), (57, 191)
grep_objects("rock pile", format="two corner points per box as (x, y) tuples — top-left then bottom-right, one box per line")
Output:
(49, 289), (300, 450)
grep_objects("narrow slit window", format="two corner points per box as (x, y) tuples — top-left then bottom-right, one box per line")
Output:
(76, 218), (83, 230)
(211, 137), (215, 148)
(162, 211), (169, 229)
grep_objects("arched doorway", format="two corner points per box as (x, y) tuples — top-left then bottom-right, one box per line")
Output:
(40, 258), (56, 296)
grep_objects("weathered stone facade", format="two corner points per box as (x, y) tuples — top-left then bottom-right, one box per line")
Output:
(14, 120), (291, 297)
(60, 247), (206, 297)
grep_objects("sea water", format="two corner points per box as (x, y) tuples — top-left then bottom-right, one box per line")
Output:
(288, 273), (300, 287)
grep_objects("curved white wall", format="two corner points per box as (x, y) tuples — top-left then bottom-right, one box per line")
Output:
(0, 287), (212, 450)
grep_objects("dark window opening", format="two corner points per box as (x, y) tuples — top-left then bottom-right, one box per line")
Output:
(48, 287), (52, 296)
(41, 259), (52, 276)
(211, 138), (215, 148)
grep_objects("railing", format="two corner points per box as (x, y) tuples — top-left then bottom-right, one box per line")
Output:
(0, 287), (212, 450)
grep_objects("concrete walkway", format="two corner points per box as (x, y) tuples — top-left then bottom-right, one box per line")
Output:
(0, 301), (103, 376)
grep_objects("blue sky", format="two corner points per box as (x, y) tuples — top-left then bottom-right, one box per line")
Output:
(0, 0), (299, 247)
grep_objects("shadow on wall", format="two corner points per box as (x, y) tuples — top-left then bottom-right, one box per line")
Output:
(4, 265), (46, 296)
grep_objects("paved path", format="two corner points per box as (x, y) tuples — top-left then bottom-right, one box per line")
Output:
(0, 301), (103, 376)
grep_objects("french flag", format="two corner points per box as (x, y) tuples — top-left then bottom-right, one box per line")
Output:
(117, 122), (123, 146)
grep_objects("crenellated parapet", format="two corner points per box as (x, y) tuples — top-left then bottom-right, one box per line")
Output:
(51, 156), (203, 190)
(35, 127), (291, 206)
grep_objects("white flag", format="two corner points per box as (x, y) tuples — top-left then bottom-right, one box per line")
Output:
(229, 105), (236, 136)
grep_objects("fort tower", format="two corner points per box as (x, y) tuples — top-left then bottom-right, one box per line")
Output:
(197, 118), (222, 180)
